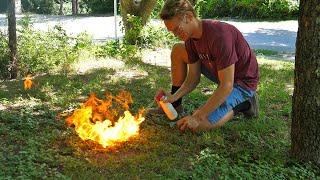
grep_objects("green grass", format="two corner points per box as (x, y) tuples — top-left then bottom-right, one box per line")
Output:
(0, 58), (319, 179)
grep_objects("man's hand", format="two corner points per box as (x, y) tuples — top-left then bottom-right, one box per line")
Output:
(177, 115), (200, 132)
(153, 89), (165, 107)
(192, 108), (208, 122)
(154, 89), (177, 105)
(161, 92), (176, 104)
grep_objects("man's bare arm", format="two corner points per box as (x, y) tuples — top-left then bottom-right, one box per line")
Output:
(196, 64), (235, 119)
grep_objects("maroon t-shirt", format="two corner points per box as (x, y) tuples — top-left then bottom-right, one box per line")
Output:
(185, 20), (259, 91)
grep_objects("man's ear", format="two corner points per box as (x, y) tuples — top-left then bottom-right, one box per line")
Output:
(185, 12), (194, 23)
(183, 15), (187, 23)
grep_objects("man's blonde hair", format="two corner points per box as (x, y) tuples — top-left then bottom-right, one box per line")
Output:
(160, 0), (196, 20)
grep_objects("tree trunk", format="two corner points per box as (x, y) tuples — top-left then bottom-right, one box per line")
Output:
(8, 0), (18, 79)
(120, 0), (157, 44)
(59, 0), (63, 15)
(189, 0), (196, 5)
(72, 0), (78, 15)
(291, 0), (320, 165)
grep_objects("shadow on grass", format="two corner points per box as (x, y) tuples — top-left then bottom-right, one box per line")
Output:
(0, 60), (318, 179)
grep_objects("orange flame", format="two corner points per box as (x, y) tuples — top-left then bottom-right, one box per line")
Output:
(24, 75), (33, 90)
(66, 91), (145, 148)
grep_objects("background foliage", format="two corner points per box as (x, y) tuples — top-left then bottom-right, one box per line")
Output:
(80, 0), (115, 14)
(0, 16), (101, 78)
(0, 32), (10, 79)
(0, 0), (299, 20)
(22, 0), (57, 14)
(196, 0), (299, 19)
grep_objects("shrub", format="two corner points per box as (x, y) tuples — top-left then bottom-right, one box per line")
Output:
(74, 32), (94, 51)
(267, 0), (299, 19)
(0, 32), (10, 79)
(17, 25), (77, 75)
(80, 0), (114, 14)
(150, 0), (165, 18)
(97, 40), (119, 58)
(11, 15), (84, 76)
(139, 24), (178, 48)
(150, 0), (299, 20)
(199, 0), (299, 19)
(98, 40), (140, 62)
(22, 0), (57, 14)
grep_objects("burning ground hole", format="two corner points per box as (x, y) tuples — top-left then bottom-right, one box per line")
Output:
(61, 90), (145, 148)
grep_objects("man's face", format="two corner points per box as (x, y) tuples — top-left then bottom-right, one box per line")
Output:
(164, 15), (190, 41)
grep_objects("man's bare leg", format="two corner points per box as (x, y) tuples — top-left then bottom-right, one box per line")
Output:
(147, 42), (189, 115)
(171, 43), (189, 86)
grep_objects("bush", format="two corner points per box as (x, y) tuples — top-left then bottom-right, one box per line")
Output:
(22, 0), (57, 14)
(6, 15), (97, 77)
(198, 0), (299, 19)
(232, 0), (262, 18)
(150, 0), (165, 18)
(150, 0), (299, 20)
(98, 40), (140, 62)
(74, 32), (94, 51)
(1, 14), (145, 79)
(139, 24), (178, 48)
(80, 0), (114, 14)
(17, 25), (78, 75)
(0, 32), (10, 79)
(267, 0), (299, 18)
(97, 40), (119, 58)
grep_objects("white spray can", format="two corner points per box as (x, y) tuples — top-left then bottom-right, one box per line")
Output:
(156, 91), (178, 120)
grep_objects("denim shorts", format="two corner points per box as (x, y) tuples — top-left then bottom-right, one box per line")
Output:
(201, 65), (255, 124)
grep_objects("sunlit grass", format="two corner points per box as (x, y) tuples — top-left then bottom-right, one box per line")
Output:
(0, 57), (318, 179)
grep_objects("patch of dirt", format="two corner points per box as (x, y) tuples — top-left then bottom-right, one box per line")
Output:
(73, 49), (171, 78)
(141, 48), (171, 67)
(0, 104), (6, 111)
(114, 69), (148, 79)
(74, 58), (125, 74)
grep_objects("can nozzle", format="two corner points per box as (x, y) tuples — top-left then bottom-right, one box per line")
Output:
(156, 91), (165, 102)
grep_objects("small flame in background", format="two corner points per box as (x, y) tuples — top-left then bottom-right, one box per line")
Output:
(65, 91), (145, 148)
(24, 75), (33, 90)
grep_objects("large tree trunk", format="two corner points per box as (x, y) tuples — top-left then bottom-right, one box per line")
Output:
(8, 0), (18, 79)
(291, 0), (320, 165)
(72, 0), (78, 15)
(120, 0), (157, 44)
(59, 0), (64, 15)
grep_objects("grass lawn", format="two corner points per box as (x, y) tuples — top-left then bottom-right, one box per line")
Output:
(0, 57), (319, 179)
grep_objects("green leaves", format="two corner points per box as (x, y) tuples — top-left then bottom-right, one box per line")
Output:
(0, 31), (10, 79)
(123, 14), (144, 45)
(10, 20), (97, 76)
(193, 0), (299, 20)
